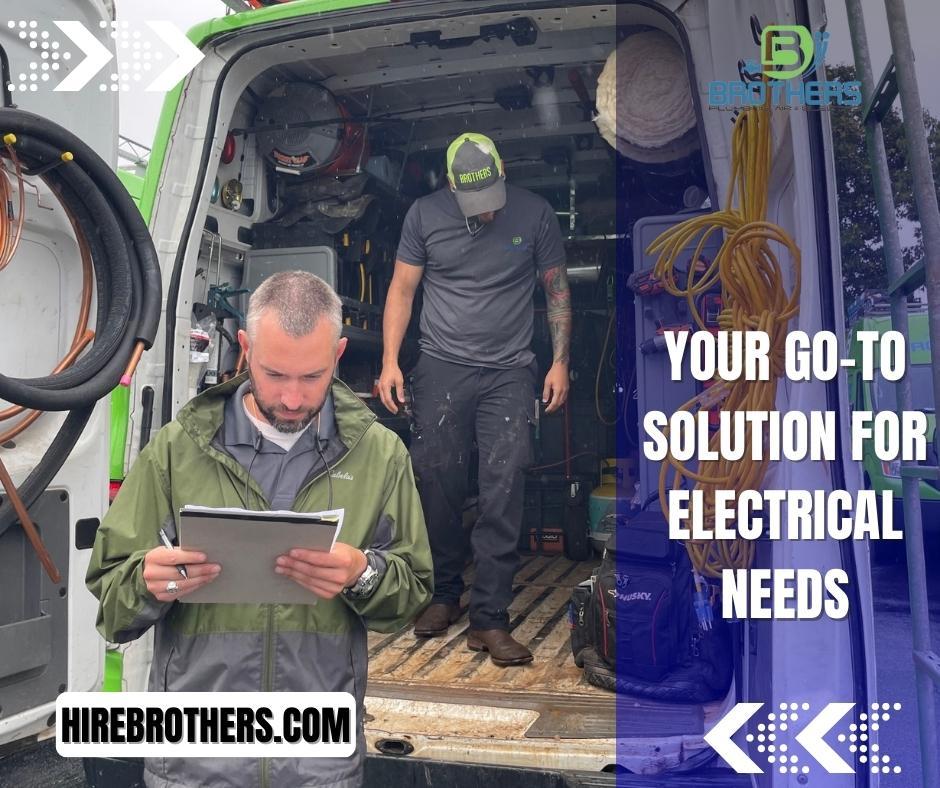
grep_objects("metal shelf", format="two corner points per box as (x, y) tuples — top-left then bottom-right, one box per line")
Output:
(341, 324), (383, 350)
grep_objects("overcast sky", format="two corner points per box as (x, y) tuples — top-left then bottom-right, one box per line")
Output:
(825, 0), (940, 114)
(115, 0), (940, 147)
(116, 0), (227, 145)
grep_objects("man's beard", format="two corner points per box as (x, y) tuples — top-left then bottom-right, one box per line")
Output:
(248, 369), (323, 433)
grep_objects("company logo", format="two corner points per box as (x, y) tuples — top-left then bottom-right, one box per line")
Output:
(608, 590), (653, 603)
(761, 25), (819, 80)
(708, 25), (860, 109)
(504, 235), (532, 253)
(4, 19), (203, 94)
(330, 470), (354, 481)
(457, 166), (493, 184)
(706, 701), (902, 776)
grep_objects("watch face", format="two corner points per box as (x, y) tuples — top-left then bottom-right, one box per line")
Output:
(346, 556), (379, 598)
(360, 566), (379, 589)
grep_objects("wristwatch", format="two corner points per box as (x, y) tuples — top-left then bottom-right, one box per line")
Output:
(343, 549), (381, 599)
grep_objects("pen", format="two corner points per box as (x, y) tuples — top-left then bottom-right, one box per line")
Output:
(158, 528), (189, 580)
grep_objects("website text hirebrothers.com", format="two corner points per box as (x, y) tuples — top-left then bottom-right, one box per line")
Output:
(56, 693), (355, 757)
(57, 329), (915, 756)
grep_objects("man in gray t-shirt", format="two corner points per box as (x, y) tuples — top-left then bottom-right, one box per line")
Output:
(379, 133), (572, 666)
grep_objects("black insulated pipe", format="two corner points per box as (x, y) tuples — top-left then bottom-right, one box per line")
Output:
(0, 107), (162, 535)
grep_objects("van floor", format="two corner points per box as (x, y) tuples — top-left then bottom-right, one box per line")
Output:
(367, 554), (712, 740)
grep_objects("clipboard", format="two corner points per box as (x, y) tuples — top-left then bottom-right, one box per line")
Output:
(177, 505), (344, 604)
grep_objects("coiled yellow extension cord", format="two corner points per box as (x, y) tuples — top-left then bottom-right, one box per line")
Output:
(645, 97), (802, 579)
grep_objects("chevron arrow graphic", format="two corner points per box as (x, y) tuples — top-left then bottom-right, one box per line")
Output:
(704, 702), (764, 774)
(145, 21), (204, 92)
(53, 21), (113, 92)
(795, 703), (856, 774)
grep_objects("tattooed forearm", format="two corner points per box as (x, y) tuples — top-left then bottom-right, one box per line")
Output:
(542, 264), (571, 365)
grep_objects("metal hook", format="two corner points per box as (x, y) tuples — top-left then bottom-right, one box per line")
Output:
(750, 15), (763, 47)
(738, 59), (762, 84)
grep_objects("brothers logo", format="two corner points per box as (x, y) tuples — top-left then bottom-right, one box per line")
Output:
(458, 166), (493, 184)
(761, 25), (817, 80)
(708, 25), (860, 109)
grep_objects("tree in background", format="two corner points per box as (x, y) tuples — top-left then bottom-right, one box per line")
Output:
(827, 63), (940, 298)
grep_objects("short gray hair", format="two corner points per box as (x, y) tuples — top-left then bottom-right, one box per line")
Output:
(246, 271), (343, 342)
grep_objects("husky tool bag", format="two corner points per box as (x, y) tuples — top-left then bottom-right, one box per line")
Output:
(570, 511), (732, 702)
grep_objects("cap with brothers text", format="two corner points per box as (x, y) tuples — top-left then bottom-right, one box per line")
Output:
(445, 133), (507, 217)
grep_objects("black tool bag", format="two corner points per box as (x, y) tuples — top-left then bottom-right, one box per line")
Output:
(569, 578), (594, 666)
(569, 512), (733, 703)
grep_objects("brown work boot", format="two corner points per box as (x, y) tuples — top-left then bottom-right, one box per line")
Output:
(413, 602), (461, 637)
(467, 629), (533, 667)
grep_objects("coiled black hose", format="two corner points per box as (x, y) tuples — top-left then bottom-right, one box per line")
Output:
(0, 107), (162, 534)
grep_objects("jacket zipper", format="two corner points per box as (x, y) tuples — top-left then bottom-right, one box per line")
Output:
(163, 644), (175, 784)
(260, 437), (362, 787)
(650, 592), (667, 666)
(597, 583), (609, 659)
(196, 400), (372, 788)
(648, 561), (677, 667)
(260, 603), (275, 788)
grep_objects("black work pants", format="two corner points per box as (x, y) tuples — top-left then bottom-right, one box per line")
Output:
(408, 353), (536, 630)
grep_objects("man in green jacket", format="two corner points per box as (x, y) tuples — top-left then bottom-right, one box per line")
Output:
(86, 271), (433, 788)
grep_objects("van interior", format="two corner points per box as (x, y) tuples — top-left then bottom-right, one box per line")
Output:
(180, 3), (727, 775)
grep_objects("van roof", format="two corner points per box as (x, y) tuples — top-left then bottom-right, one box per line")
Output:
(186, 0), (386, 48)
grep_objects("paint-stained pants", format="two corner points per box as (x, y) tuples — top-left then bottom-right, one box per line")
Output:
(408, 353), (536, 630)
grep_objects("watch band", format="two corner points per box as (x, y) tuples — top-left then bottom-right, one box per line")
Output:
(344, 549), (380, 599)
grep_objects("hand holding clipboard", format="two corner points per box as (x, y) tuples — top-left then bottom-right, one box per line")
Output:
(178, 506), (345, 605)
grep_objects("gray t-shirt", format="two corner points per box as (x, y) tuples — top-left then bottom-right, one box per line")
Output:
(396, 184), (565, 368)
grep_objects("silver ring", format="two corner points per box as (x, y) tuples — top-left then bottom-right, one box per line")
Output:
(165, 580), (179, 595)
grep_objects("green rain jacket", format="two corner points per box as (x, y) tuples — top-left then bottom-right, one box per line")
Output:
(86, 375), (433, 788)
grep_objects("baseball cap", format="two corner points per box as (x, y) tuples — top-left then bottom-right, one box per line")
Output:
(446, 133), (506, 217)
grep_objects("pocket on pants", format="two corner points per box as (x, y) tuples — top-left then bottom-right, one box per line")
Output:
(484, 391), (535, 473)
(405, 355), (425, 435)
(524, 397), (538, 469)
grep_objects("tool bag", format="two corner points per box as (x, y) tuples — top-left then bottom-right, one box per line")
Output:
(569, 512), (732, 702)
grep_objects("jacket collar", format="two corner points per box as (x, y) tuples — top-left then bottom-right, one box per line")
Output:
(221, 379), (337, 452)
(176, 373), (376, 454)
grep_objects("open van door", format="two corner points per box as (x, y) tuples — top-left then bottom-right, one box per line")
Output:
(0, 0), (118, 751)
(0, 0), (162, 756)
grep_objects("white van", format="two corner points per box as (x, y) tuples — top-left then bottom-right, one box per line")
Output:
(0, 1), (876, 785)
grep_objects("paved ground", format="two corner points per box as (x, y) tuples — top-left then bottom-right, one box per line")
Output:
(0, 738), (85, 788)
